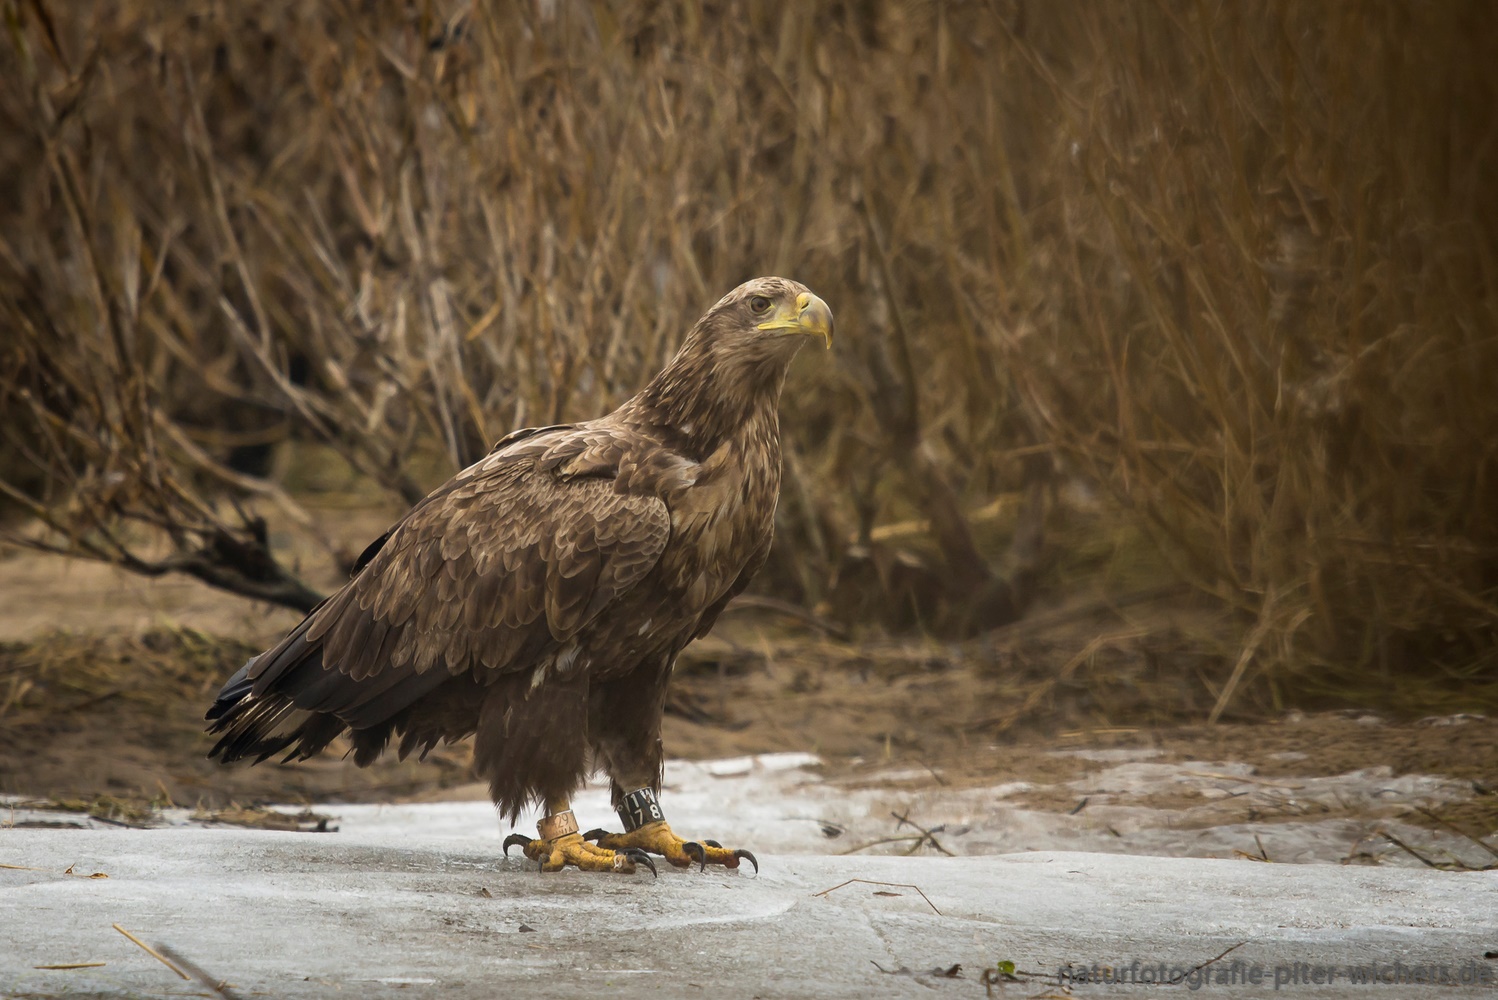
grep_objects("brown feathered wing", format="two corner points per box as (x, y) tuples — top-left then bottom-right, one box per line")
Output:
(206, 425), (672, 762)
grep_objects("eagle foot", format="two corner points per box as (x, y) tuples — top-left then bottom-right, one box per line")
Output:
(582, 820), (758, 873)
(503, 831), (657, 876)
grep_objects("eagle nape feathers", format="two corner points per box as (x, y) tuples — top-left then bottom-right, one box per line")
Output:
(206, 277), (833, 875)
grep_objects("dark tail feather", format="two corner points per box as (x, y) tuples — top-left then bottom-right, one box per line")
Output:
(207, 693), (300, 763)
(204, 595), (449, 768)
(207, 689), (349, 765)
(206, 610), (342, 764)
(281, 712), (346, 763)
(205, 657), (257, 722)
(206, 644), (348, 764)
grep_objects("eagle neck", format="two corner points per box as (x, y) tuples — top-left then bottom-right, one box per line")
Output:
(633, 338), (797, 458)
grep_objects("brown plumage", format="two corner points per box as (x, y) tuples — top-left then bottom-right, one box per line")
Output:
(207, 277), (832, 826)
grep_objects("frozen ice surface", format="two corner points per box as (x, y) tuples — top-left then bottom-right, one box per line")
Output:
(4, 831), (1495, 998)
(3, 754), (1495, 998)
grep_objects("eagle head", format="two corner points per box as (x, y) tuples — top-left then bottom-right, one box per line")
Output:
(637, 277), (833, 445)
(697, 276), (834, 353)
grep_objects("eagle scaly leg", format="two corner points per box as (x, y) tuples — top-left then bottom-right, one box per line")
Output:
(504, 800), (657, 876)
(582, 787), (759, 873)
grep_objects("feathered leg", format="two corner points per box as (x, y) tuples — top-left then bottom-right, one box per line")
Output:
(480, 673), (653, 874)
(583, 664), (757, 872)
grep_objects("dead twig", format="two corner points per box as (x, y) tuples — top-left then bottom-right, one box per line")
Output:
(1166, 941), (1250, 985)
(812, 878), (942, 916)
(156, 943), (245, 1000)
(1413, 806), (1498, 862)
(838, 810), (956, 858)
(33, 962), (107, 970)
(1384, 829), (1496, 872)
(891, 810), (956, 856)
(111, 924), (189, 980)
(871, 961), (964, 978)
(1233, 834), (1272, 862)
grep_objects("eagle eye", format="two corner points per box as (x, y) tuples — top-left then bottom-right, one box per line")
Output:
(748, 294), (773, 314)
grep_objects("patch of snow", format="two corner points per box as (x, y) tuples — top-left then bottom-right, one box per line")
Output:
(1417, 713), (1487, 726)
(4, 753), (1486, 872)
(1048, 747), (1166, 762)
(2, 832), (1494, 1000)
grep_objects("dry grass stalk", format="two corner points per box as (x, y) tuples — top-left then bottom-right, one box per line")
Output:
(111, 923), (190, 980)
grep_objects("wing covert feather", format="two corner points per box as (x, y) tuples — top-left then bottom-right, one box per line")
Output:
(279, 434), (672, 720)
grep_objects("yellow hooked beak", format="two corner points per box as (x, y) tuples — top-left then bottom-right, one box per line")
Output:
(757, 291), (834, 349)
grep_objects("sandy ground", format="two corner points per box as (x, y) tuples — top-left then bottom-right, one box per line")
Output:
(2, 541), (1496, 852)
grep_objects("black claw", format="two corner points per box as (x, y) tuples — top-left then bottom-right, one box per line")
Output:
(733, 849), (759, 874)
(503, 833), (532, 857)
(703, 839), (723, 848)
(623, 848), (658, 878)
(582, 828), (610, 842)
(682, 841), (708, 872)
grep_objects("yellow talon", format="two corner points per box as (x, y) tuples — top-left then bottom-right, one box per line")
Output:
(585, 821), (757, 872)
(504, 831), (656, 875)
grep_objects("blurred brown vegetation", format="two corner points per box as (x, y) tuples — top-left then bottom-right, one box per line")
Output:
(2, 1), (1495, 713)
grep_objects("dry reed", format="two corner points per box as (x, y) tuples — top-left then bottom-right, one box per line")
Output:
(1, 1), (1492, 708)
